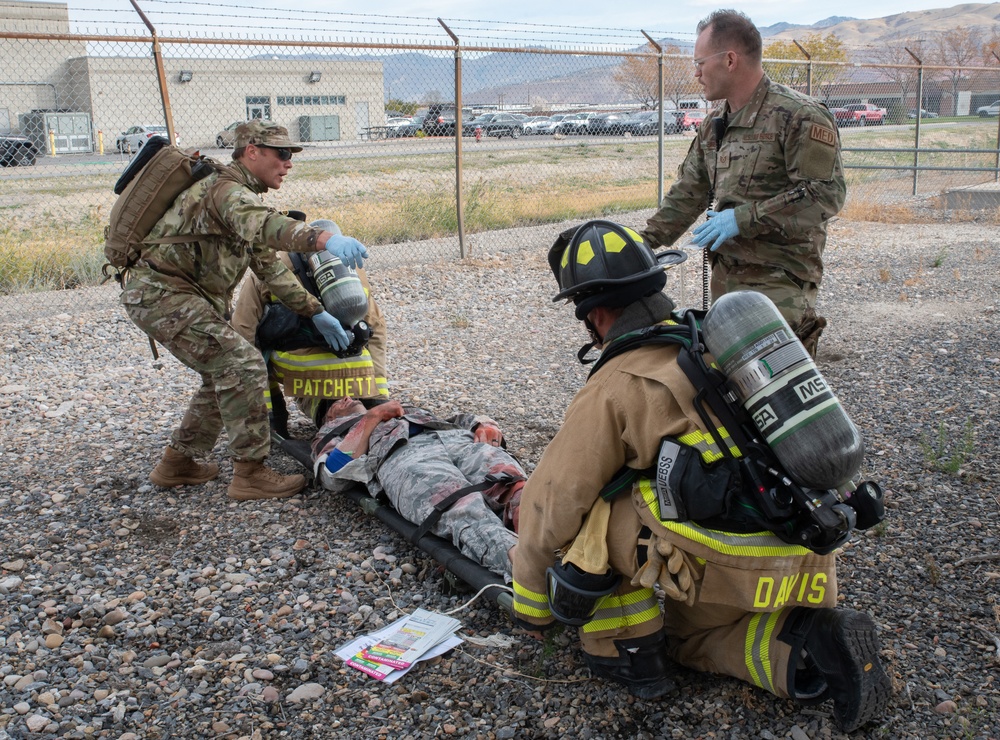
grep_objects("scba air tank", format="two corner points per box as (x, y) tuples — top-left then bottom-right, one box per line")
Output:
(307, 251), (369, 328)
(702, 291), (864, 491)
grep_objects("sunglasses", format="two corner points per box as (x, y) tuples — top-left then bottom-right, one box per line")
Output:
(261, 145), (293, 161)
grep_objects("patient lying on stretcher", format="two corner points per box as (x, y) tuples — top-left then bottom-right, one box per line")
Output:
(311, 398), (524, 578)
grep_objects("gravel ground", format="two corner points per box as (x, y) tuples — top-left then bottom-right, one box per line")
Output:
(1, 217), (998, 739)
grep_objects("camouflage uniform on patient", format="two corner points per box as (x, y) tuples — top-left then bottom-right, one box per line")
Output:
(312, 405), (524, 577)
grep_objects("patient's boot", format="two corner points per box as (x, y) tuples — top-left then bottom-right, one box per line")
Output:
(150, 446), (219, 488)
(228, 460), (306, 501)
(584, 631), (676, 700)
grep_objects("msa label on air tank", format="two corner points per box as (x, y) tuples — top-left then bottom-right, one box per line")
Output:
(794, 375), (828, 402)
(752, 403), (778, 433)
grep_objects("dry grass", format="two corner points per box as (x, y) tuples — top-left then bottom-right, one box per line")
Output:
(839, 200), (924, 223)
(0, 206), (108, 294)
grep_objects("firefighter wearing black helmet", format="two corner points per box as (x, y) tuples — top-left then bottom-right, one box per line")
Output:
(510, 220), (890, 732)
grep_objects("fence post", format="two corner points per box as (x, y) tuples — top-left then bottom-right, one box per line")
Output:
(439, 19), (466, 259)
(993, 52), (1000, 182)
(906, 48), (923, 195)
(129, 0), (177, 148)
(793, 40), (811, 96)
(642, 31), (665, 205)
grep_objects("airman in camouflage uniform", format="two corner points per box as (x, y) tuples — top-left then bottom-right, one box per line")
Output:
(641, 10), (845, 356)
(312, 399), (524, 577)
(121, 120), (368, 500)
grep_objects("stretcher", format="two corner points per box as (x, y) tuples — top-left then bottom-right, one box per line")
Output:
(273, 432), (514, 614)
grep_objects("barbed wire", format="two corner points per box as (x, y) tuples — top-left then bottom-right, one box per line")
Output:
(18, 0), (697, 49)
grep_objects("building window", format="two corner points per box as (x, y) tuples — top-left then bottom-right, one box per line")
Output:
(276, 95), (346, 106)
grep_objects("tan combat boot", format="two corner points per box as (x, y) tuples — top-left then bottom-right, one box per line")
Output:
(228, 461), (306, 501)
(150, 446), (220, 488)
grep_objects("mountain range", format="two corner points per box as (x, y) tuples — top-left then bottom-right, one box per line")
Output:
(295, 2), (1000, 107)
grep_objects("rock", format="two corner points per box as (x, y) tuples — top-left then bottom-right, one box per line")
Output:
(286, 682), (325, 703)
(934, 700), (958, 714)
(25, 715), (48, 733)
(790, 726), (810, 740)
(261, 686), (279, 702)
(2, 559), (25, 572)
(44, 634), (64, 649)
(102, 609), (128, 626)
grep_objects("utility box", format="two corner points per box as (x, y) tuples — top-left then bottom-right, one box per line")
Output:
(19, 110), (93, 153)
(299, 115), (340, 142)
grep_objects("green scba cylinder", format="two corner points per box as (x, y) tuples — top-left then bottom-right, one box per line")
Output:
(307, 251), (368, 328)
(703, 291), (863, 491)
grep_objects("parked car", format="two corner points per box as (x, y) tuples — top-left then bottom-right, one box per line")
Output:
(678, 110), (707, 131)
(535, 114), (570, 134)
(588, 112), (633, 135)
(832, 103), (886, 126)
(463, 113), (524, 138)
(555, 112), (596, 135)
(522, 116), (551, 135)
(0, 133), (38, 166)
(384, 117), (413, 136)
(115, 124), (179, 153)
(907, 108), (939, 119)
(392, 115), (424, 137)
(423, 105), (463, 136)
(623, 110), (683, 136)
(976, 100), (1000, 117)
(215, 121), (243, 148)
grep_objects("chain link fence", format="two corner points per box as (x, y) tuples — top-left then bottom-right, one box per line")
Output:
(3, 3), (1000, 308)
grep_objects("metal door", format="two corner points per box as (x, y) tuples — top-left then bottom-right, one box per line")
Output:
(246, 97), (271, 121)
(355, 101), (369, 138)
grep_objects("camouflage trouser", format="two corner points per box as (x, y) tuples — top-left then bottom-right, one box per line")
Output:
(711, 257), (826, 357)
(122, 284), (270, 462)
(376, 429), (525, 577)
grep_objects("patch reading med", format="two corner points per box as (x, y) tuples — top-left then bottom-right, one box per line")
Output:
(809, 124), (836, 147)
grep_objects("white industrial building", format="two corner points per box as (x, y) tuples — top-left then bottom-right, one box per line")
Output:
(0, 1), (385, 152)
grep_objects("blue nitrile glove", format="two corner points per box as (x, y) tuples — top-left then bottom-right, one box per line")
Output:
(691, 209), (739, 252)
(311, 310), (350, 351)
(324, 234), (368, 269)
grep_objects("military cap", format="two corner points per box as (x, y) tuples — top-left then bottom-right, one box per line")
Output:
(234, 120), (303, 152)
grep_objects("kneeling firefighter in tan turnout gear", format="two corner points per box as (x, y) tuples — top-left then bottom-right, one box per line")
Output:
(510, 219), (890, 733)
(232, 217), (390, 435)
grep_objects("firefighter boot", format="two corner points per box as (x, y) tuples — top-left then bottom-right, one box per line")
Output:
(150, 446), (220, 488)
(583, 631), (676, 700)
(228, 461), (306, 501)
(782, 607), (892, 732)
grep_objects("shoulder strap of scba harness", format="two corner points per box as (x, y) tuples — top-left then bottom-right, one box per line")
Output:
(590, 311), (862, 554)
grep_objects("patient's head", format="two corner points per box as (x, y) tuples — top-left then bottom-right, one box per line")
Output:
(325, 396), (366, 423)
